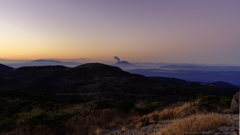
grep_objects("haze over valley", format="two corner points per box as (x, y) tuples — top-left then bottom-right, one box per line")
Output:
(1, 58), (240, 86)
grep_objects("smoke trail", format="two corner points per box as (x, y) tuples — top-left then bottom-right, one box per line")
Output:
(113, 56), (120, 62)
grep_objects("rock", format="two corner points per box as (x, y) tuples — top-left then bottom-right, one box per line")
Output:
(230, 92), (239, 113)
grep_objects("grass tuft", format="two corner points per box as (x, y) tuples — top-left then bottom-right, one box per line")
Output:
(131, 102), (202, 127)
(156, 113), (228, 135)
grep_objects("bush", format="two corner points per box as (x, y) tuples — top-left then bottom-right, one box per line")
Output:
(196, 95), (232, 112)
(21, 110), (72, 133)
(115, 100), (135, 113)
(88, 99), (112, 109)
(134, 102), (161, 114)
(0, 118), (16, 132)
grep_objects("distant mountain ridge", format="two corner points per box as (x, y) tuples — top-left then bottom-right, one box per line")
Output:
(159, 64), (240, 71)
(210, 81), (238, 88)
(149, 77), (238, 88)
(113, 61), (141, 70)
(7, 59), (81, 68)
(115, 61), (132, 65)
(127, 68), (240, 86)
(0, 63), (238, 103)
(31, 59), (62, 63)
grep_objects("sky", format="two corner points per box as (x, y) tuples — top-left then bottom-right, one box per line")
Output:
(0, 0), (240, 65)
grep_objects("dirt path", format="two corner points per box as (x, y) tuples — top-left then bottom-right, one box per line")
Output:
(100, 114), (239, 135)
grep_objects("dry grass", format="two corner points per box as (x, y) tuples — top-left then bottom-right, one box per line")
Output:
(64, 109), (140, 135)
(2, 99), (232, 135)
(156, 113), (228, 135)
(131, 102), (203, 128)
(95, 128), (103, 135)
(121, 126), (128, 131)
(135, 100), (146, 108)
(222, 109), (233, 114)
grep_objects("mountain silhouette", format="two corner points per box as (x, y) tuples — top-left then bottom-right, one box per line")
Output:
(8, 59), (81, 68)
(115, 61), (132, 65)
(31, 59), (63, 63)
(113, 61), (141, 70)
(0, 63), (238, 103)
(0, 63), (14, 74)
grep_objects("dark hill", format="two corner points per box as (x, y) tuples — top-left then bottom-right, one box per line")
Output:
(1, 63), (149, 93)
(0, 63), (14, 74)
(0, 63), (238, 103)
(75, 63), (129, 76)
(14, 65), (67, 71)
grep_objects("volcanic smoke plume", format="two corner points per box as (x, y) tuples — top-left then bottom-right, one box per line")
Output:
(113, 56), (120, 62)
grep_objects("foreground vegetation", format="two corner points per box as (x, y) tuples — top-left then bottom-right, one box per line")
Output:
(156, 113), (228, 135)
(0, 88), (233, 135)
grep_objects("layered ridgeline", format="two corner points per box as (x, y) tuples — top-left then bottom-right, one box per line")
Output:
(0, 63), (238, 103)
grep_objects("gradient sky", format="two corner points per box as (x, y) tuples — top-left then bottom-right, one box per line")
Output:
(0, 0), (240, 65)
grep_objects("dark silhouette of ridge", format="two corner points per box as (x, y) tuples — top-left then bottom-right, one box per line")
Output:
(15, 65), (67, 70)
(1, 63), (147, 93)
(0, 63), (238, 103)
(0, 63), (14, 74)
(7, 59), (81, 68)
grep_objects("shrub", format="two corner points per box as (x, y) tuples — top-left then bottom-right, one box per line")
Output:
(74, 103), (97, 118)
(130, 102), (201, 128)
(21, 110), (72, 134)
(88, 99), (112, 109)
(134, 102), (161, 114)
(115, 100), (135, 113)
(0, 118), (16, 132)
(195, 95), (232, 112)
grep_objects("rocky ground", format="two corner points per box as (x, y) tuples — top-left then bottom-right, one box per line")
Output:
(100, 114), (239, 135)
